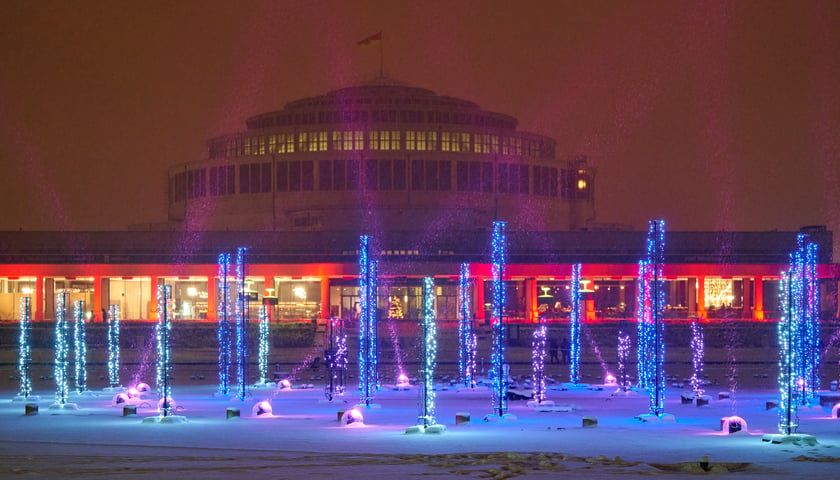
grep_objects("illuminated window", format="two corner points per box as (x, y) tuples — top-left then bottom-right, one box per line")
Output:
(298, 132), (309, 152)
(416, 131), (427, 151)
(704, 278), (736, 308)
(277, 133), (294, 153)
(245, 137), (252, 156)
(451, 132), (461, 152)
(473, 134), (495, 154)
(442, 132), (452, 152)
(376, 131), (390, 150)
(353, 130), (363, 150)
(427, 131), (438, 151)
(370, 130), (395, 150)
(268, 135), (277, 154)
(308, 132), (320, 152)
(317, 131), (327, 151)
(258, 136), (266, 155)
(406, 131), (416, 150)
(459, 132), (470, 152)
(473, 134), (485, 153)
(334, 130), (363, 151)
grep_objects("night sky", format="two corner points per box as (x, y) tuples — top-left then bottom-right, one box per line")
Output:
(1, 1), (838, 252)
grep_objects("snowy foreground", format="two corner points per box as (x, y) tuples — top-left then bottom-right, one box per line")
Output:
(2, 383), (840, 479)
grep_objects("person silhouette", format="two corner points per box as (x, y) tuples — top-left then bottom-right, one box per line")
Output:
(549, 338), (559, 364)
(560, 337), (571, 364)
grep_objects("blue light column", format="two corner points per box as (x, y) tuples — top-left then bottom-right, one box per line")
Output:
(257, 304), (270, 385)
(419, 276), (438, 427)
(491, 221), (508, 416)
(358, 235), (379, 407)
(73, 300), (87, 393)
(569, 263), (582, 384)
(689, 318), (705, 398)
(107, 304), (121, 388)
(326, 317), (347, 401)
(156, 285), (174, 416)
(54, 292), (69, 406)
(18, 297), (32, 398)
(217, 253), (232, 396)
(531, 315), (547, 403)
(235, 247), (249, 401)
(778, 270), (799, 434)
(458, 263), (476, 388)
(637, 220), (666, 416)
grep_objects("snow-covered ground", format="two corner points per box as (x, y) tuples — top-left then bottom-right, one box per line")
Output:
(2, 379), (840, 479)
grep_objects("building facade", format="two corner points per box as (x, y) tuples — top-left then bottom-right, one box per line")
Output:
(1, 82), (837, 325)
(167, 81), (596, 232)
(0, 229), (836, 324)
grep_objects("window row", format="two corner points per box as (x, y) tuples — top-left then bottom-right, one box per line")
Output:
(209, 130), (552, 159)
(244, 108), (517, 131)
(172, 161), (592, 202)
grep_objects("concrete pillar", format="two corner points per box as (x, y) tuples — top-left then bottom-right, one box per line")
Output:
(320, 276), (330, 320)
(44, 278), (55, 321)
(741, 278), (751, 320)
(525, 278), (538, 323)
(35, 276), (44, 321)
(93, 276), (104, 323)
(687, 278), (697, 315)
(585, 291), (596, 321)
(474, 278), (486, 325)
(206, 276), (216, 322)
(150, 276), (159, 320)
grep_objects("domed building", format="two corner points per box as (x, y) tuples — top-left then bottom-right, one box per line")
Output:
(0, 81), (835, 328)
(167, 80), (596, 232)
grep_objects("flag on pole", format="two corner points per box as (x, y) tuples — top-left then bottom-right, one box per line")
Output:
(357, 32), (382, 46)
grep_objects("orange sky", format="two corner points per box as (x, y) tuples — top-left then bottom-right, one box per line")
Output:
(1, 1), (838, 253)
